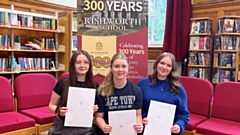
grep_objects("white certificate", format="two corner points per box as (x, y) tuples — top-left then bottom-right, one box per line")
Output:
(64, 87), (96, 127)
(143, 100), (176, 135)
(109, 110), (137, 135)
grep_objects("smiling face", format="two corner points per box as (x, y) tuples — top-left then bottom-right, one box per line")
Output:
(111, 58), (129, 81)
(75, 54), (90, 76)
(156, 56), (172, 80)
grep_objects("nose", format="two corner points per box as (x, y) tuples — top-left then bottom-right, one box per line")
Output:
(162, 64), (167, 69)
(119, 67), (123, 71)
(80, 63), (85, 66)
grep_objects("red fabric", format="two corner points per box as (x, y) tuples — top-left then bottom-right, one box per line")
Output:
(179, 76), (213, 116)
(14, 73), (56, 110)
(94, 74), (104, 85)
(162, 0), (192, 62)
(212, 82), (240, 122)
(0, 112), (35, 134)
(20, 106), (55, 124)
(0, 76), (14, 112)
(196, 118), (240, 135)
(196, 82), (240, 135)
(185, 113), (208, 131)
(59, 72), (69, 80)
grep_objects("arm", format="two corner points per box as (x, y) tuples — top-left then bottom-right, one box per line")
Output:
(95, 112), (112, 134)
(48, 91), (60, 114)
(95, 91), (112, 134)
(137, 78), (148, 118)
(172, 85), (190, 134)
(136, 109), (142, 123)
(48, 91), (68, 116)
(134, 109), (143, 133)
(133, 83), (144, 133)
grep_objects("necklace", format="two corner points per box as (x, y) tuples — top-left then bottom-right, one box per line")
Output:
(160, 83), (165, 91)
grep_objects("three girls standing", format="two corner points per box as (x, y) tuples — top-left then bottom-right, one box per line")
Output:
(48, 51), (189, 135)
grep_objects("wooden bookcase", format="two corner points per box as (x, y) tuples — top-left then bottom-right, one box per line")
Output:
(188, 17), (214, 81)
(0, 5), (69, 90)
(69, 11), (78, 58)
(212, 16), (240, 84)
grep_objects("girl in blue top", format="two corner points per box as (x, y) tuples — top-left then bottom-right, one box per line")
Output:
(137, 52), (189, 135)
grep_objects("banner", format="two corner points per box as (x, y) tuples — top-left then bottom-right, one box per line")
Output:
(77, 0), (148, 84)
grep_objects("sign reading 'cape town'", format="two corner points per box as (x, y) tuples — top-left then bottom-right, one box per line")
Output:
(77, 0), (148, 84)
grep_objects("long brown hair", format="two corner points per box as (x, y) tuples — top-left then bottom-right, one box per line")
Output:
(56, 50), (96, 112)
(98, 53), (128, 97)
(149, 52), (180, 93)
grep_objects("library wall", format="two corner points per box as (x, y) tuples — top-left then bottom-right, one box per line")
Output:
(192, 0), (240, 82)
(0, 0), (75, 14)
(148, 48), (163, 60)
(192, 0), (240, 23)
(0, 0), (162, 60)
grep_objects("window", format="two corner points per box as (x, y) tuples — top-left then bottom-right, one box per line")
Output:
(148, 0), (167, 47)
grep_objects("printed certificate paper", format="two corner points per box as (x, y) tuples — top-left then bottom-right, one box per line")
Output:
(144, 100), (176, 135)
(64, 87), (96, 127)
(109, 110), (137, 135)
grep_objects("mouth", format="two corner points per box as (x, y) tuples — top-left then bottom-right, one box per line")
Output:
(117, 73), (124, 76)
(78, 68), (86, 71)
(159, 68), (165, 72)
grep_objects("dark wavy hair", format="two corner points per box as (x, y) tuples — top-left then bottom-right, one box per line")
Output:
(148, 52), (180, 93)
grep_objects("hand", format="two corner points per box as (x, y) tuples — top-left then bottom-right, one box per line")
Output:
(171, 124), (180, 134)
(59, 107), (68, 117)
(93, 105), (98, 112)
(142, 117), (148, 125)
(134, 123), (143, 133)
(102, 124), (112, 134)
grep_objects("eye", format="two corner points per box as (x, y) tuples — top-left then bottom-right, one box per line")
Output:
(160, 62), (165, 65)
(114, 65), (119, 68)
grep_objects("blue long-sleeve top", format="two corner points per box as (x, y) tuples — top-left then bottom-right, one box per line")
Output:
(137, 78), (189, 135)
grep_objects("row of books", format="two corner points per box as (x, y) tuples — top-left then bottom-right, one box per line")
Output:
(190, 20), (212, 34)
(26, 38), (55, 50)
(0, 35), (10, 49)
(217, 18), (240, 33)
(17, 57), (53, 71)
(212, 69), (235, 83)
(213, 53), (236, 67)
(72, 34), (78, 50)
(188, 68), (210, 80)
(72, 14), (77, 31)
(215, 36), (240, 50)
(0, 11), (57, 30)
(189, 36), (212, 50)
(0, 56), (53, 72)
(189, 52), (210, 65)
(0, 56), (15, 71)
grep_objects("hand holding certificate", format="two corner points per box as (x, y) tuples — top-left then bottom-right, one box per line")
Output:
(143, 100), (176, 135)
(64, 87), (96, 127)
(109, 110), (137, 135)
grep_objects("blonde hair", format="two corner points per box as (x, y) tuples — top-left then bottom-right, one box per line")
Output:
(98, 53), (128, 97)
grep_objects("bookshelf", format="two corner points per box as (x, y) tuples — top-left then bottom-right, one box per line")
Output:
(0, 5), (69, 89)
(188, 17), (214, 81)
(212, 16), (240, 84)
(69, 11), (78, 57)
